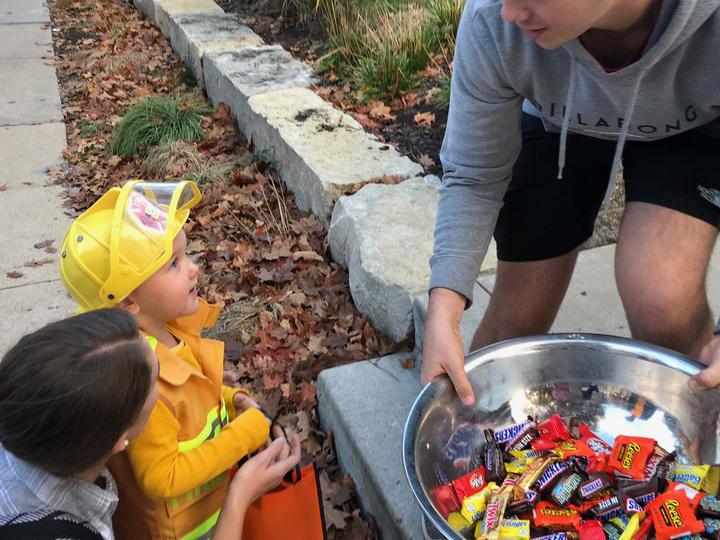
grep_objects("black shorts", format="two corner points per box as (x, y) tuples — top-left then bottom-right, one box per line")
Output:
(494, 113), (720, 261)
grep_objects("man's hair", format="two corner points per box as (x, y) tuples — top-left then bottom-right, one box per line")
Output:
(0, 309), (152, 476)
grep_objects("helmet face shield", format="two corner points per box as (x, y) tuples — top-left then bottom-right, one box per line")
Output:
(60, 180), (201, 311)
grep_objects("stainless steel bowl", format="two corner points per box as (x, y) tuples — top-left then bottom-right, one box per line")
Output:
(403, 334), (720, 540)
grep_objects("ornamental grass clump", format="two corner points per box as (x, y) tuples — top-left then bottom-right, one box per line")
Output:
(108, 95), (211, 157)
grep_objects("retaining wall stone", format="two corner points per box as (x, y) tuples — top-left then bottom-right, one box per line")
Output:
(165, 13), (263, 87)
(154, 0), (223, 38)
(247, 88), (424, 223)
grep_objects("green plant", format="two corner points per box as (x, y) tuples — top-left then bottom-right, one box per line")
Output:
(435, 72), (452, 109)
(177, 63), (197, 88)
(356, 46), (419, 99)
(426, 0), (465, 51)
(108, 95), (211, 157)
(77, 119), (104, 136)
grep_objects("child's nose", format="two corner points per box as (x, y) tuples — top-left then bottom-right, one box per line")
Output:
(501, 0), (531, 23)
(189, 260), (199, 277)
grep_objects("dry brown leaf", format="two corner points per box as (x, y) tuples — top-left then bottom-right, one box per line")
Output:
(6, 271), (23, 279)
(398, 356), (415, 369)
(293, 250), (323, 262)
(24, 258), (54, 268)
(368, 100), (395, 122)
(419, 154), (435, 170)
(414, 112), (436, 127)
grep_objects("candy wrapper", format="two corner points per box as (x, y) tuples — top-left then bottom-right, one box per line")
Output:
(462, 482), (497, 523)
(609, 436), (656, 480)
(533, 502), (582, 531)
(433, 483), (461, 518)
(673, 464), (709, 490)
(448, 511), (474, 535)
(454, 466), (488, 501)
(645, 490), (704, 540)
(494, 418), (535, 447)
(476, 476), (516, 540)
(486, 429), (508, 484)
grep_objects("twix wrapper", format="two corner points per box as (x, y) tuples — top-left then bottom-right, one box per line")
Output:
(477, 474), (516, 540)
(512, 454), (557, 501)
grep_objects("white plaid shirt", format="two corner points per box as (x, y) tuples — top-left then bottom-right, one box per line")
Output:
(0, 444), (118, 540)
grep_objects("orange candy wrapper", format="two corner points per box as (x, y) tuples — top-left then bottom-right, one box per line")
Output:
(533, 501), (582, 531)
(645, 490), (704, 540)
(609, 436), (656, 480)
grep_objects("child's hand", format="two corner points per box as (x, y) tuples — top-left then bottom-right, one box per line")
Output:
(233, 392), (260, 413)
(229, 434), (301, 504)
(223, 370), (240, 386)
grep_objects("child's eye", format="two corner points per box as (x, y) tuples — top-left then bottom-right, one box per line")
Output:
(170, 258), (178, 269)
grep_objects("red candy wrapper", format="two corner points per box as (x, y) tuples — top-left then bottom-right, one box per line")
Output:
(632, 513), (654, 540)
(538, 414), (572, 442)
(453, 466), (487, 501)
(533, 501), (582, 531)
(555, 439), (596, 460)
(432, 484), (460, 518)
(579, 424), (613, 455)
(579, 520), (606, 540)
(609, 436), (655, 480)
(665, 481), (704, 510)
(645, 490), (704, 540)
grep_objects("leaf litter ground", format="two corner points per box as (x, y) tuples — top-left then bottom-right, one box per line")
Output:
(46, 0), (410, 536)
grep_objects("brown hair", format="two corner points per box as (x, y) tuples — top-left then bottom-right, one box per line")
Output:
(0, 309), (151, 476)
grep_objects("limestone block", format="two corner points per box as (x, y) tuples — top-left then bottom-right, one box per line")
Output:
(246, 88), (423, 223)
(203, 47), (315, 136)
(328, 177), (439, 341)
(317, 354), (423, 539)
(166, 13), (263, 87)
(133, 0), (156, 20)
(154, 0), (224, 37)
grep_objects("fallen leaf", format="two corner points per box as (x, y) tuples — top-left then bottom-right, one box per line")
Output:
(419, 154), (435, 170)
(368, 100), (395, 122)
(398, 356), (415, 369)
(107, 155), (122, 167)
(24, 258), (54, 268)
(33, 239), (54, 249)
(414, 112), (436, 127)
(6, 271), (23, 279)
(0, 184), (6, 192)
(293, 250), (323, 262)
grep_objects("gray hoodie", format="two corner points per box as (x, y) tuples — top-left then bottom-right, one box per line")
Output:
(430, 0), (720, 304)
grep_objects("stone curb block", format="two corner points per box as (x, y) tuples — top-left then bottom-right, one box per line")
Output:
(153, 0), (224, 38)
(247, 88), (424, 224)
(132, 0), (156, 20)
(203, 47), (315, 137)
(317, 354), (424, 540)
(165, 13), (263, 87)
(328, 176), (439, 341)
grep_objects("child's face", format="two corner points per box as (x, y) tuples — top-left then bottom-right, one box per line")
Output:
(129, 229), (201, 324)
(501, 0), (615, 49)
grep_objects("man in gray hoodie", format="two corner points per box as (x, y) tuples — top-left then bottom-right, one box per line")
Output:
(422, 0), (720, 406)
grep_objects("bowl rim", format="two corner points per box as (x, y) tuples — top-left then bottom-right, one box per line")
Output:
(402, 333), (708, 539)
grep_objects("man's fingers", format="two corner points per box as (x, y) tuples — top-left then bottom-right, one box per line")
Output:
(690, 360), (720, 390)
(446, 364), (475, 406)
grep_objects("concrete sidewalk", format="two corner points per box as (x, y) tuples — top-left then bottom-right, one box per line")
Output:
(0, 0), (74, 354)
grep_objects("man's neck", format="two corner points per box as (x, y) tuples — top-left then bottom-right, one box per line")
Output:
(581, 0), (662, 68)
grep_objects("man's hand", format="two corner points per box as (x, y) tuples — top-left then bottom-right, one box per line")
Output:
(689, 334), (720, 390)
(421, 288), (475, 406)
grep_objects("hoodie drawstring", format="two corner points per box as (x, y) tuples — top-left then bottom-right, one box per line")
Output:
(556, 62), (648, 215)
(600, 68), (647, 214)
(557, 56), (577, 180)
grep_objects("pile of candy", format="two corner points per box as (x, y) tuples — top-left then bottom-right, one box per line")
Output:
(431, 414), (720, 540)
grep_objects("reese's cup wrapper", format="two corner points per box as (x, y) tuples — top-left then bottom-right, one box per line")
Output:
(609, 436), (656, 480)
(645, 490), (704, 540)
(533, 502), (582, 531)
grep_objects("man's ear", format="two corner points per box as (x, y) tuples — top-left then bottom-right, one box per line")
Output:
(117, 296), (141, 315)
(111, 431), (132, 456)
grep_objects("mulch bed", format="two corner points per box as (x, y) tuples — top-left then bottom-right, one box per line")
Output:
(45, 0), (412, 536)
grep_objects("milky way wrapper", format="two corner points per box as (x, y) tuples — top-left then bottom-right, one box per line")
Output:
(485, 429), (508, 485)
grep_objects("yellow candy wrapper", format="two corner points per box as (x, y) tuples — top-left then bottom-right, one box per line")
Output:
(618, 511), (644, 540)
(505, 451), (546, 474)
(448, 512), (473, 535)
(499, 519), (530, 540)
(674, 464), (710, 490)
(462, 483), (497, 523)
(703, 465), (720, 494)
